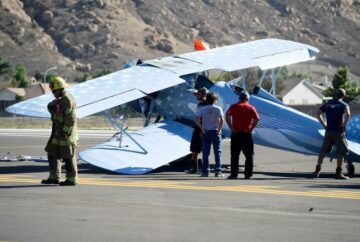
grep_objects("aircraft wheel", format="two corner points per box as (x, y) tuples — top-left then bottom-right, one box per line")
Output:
(347, 163), (355, 178)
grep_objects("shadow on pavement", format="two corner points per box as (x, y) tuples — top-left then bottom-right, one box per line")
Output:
(0, 163), (48, 174)
(305, 184), (360, 189)
(0, 185), (51, 189)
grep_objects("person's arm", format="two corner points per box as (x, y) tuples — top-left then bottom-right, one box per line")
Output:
(47, 99), (58, 114)
(249, 107), (259, 132)
(225, 113), (233, 132)
(217, 115), (224, 135)
(316, 109), (326, 129)
(62, 97), (76, 137)
(196, 116), (204, 134)
(250, 119), (258, 131)
(340, 106), (350, 132)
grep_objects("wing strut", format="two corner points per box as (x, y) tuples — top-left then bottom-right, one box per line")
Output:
(103, 109), (148, 154)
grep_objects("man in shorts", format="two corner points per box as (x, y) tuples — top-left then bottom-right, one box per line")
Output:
(185, 87), (208, 174)
(312, 88), (350, 179)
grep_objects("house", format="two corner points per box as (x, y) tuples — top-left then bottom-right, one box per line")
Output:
(0, 87), (25, 110)
(24, 83), (51, 99)
(280, 78), (324, 105)
(0, 83), (50, 111)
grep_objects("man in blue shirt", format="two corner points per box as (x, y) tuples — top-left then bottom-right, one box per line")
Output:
(312, 88), (350, 179)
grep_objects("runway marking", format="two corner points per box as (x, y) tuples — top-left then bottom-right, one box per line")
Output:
(0, 144), (97, 149)
(0, 174), (359, 200)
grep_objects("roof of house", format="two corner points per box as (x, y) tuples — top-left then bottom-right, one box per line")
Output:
(0, 83), (50, 101)
(25, 83), (51, 99)
(279, 77), (303, 97)
(0, 87), (26, 101)
(280, 78), (324, 99)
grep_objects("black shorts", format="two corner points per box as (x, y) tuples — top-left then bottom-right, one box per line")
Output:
(190, 130), (202, 153)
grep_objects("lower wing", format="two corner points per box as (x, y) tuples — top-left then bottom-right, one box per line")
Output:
(79, 120), (192, 174)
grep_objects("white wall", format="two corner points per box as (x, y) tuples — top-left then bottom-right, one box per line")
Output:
(283, 82), (323, 105)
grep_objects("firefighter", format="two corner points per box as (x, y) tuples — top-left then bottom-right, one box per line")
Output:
(41, 76), (79, 186)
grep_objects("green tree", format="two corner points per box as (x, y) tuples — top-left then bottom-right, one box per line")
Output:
(0, 57), (12, 76)
(94, 68), (112, 78)
(12, 64), (29, 88)
(323, 66), (360, 103)
(244, 68), (284, 95)
(34, 70), (54, 83)
(15, 94), (24, 101)
(74, 73), (92, 83)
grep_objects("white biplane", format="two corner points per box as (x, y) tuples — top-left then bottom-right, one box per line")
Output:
(6, 38), (360, 175)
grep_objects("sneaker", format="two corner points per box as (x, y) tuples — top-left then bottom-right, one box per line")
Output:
(227, 175), (237, 179)
(334, 168), (349, 180)
(244, 176), (252, 180)
(200, 173), (208, 177)
(214, 172), (224, 177)
(312, 165), (321, 178)
(59, 180), (77, 186)
(185, 168), (198, 174)
(41, 179), (59, 185)
(334, 173), (349, 180)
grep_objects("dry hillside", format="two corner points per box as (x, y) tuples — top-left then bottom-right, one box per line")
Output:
(0, 0), (360, 81)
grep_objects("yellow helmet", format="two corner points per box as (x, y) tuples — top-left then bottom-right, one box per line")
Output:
(50, 76), (69, 91)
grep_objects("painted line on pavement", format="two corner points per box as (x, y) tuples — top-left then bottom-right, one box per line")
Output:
(0, 175), (359, 200)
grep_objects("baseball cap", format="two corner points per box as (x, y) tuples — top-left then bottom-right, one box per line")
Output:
(336, 88), (346, 97)
(197, 87), (208, 94)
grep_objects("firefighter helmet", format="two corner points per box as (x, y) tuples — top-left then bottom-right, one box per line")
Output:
(50, 76), (69, 91)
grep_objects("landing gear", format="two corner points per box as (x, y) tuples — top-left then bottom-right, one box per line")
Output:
(347, 163), (355, 178)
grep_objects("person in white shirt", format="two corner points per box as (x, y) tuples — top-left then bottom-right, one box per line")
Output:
(196, 92), (224, 177)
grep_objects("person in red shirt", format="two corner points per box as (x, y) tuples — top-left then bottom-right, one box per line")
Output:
(225, 91), (259, 179)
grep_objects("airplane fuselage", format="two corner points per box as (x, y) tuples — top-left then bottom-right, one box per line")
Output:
(155, 80), (359, 163)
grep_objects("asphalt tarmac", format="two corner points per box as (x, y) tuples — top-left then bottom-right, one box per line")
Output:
(0, 129), (359, 242)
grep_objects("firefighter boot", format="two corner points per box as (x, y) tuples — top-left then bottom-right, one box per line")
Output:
(41, 178), (59, 184)
(312, 165), (321, 178)
(334, 167), (349, 180)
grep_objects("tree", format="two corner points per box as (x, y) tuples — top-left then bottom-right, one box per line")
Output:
(74, 73), (92, 83)
(12, 64), (29, 88)
(94, 68), (112, 78)
(34, 70), (54, 83)
(0, 57), (12, 77)
(323, 66), (360, 103)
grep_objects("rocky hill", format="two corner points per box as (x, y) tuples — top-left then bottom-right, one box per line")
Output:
(1, 0), (359, 81)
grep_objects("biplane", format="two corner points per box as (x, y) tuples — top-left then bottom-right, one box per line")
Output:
(6, 38), (360, 175)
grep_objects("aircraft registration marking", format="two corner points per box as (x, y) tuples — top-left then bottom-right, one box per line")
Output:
(1, 174), (359, 200)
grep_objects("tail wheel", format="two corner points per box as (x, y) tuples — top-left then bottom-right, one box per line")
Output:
(347, 164), (355, 178)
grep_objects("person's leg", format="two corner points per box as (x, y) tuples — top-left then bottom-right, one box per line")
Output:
(185, 151), (199, 174)
(229, 133), (241, 178)
(335, 155), (349, 179)
(201, 132), (211, 176)
(187, 131), (201, 173)
(243, 133), (254, 179)
(334, 133), (349, 179)
(60, 146), (78, 185)
(41, 154), (61, 184)
(212, 131), (222, 175)
(312, 131), (334, 178)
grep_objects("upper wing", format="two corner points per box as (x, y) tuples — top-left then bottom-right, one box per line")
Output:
(6, 38), (319, 118)
(145, 38), (319, 74)
(6, 66), (185, 118)
(79, 119), (193, 174)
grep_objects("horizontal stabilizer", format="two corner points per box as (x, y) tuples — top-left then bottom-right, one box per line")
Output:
(79, 120), (193, 174)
